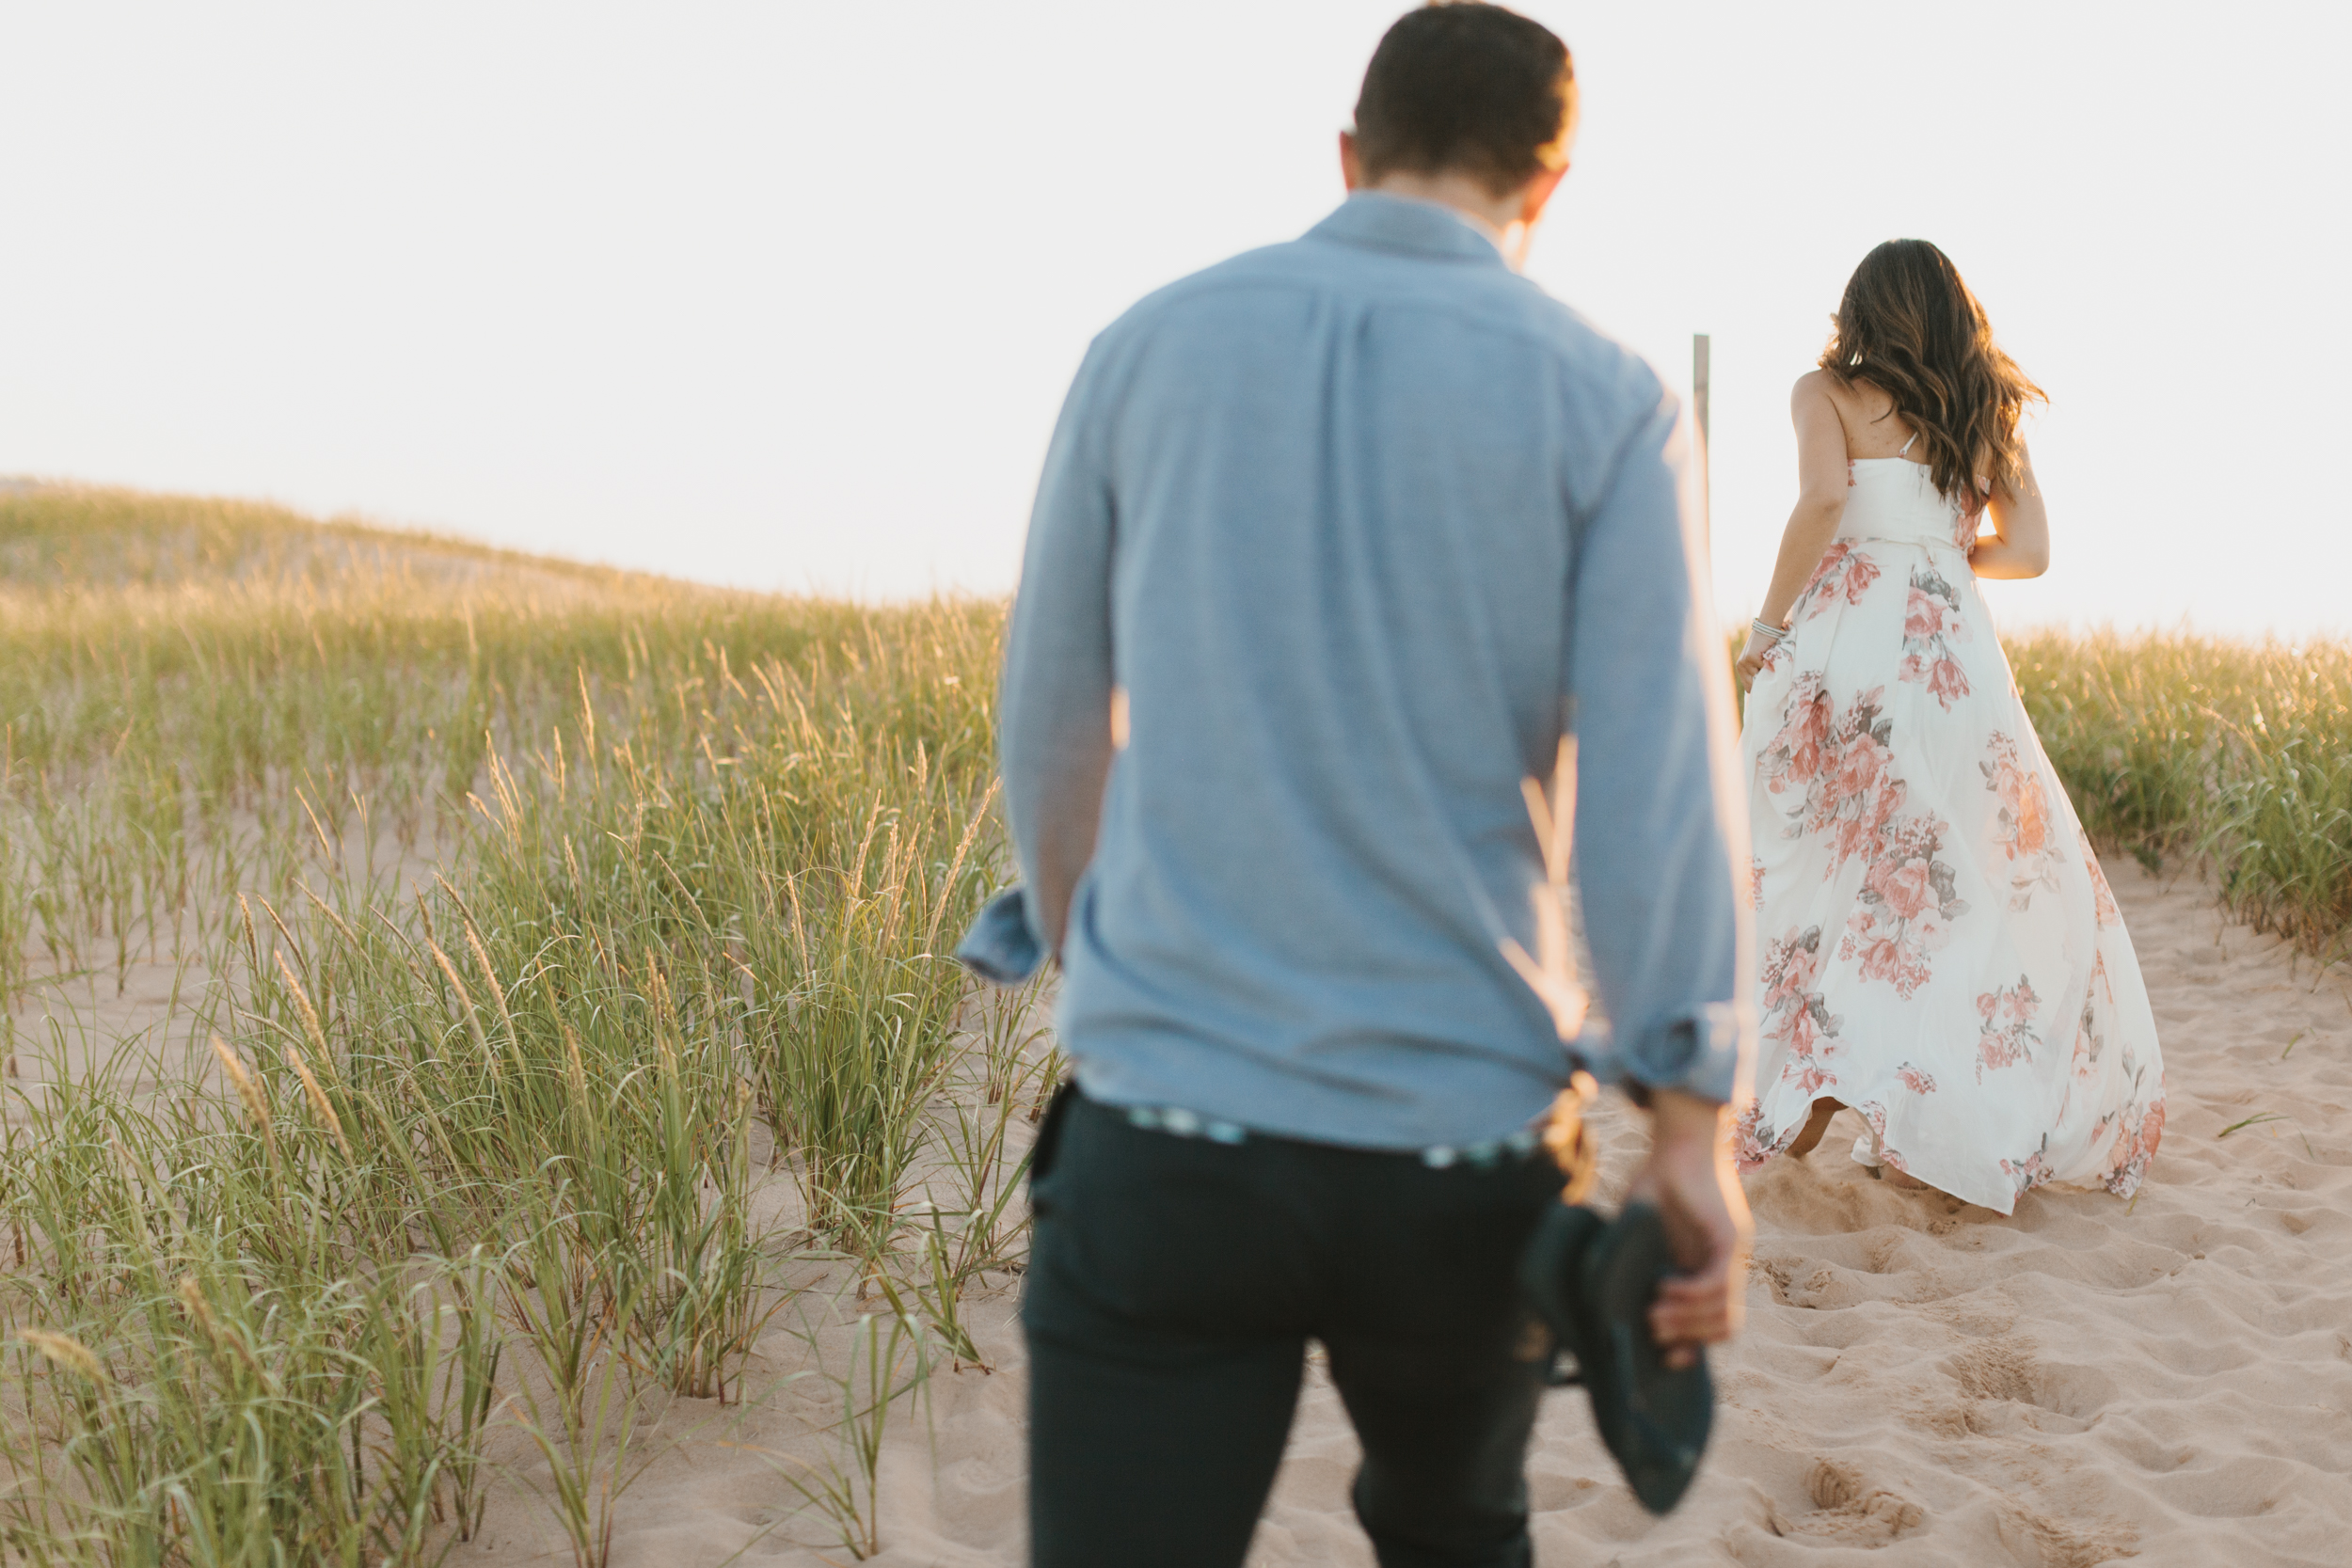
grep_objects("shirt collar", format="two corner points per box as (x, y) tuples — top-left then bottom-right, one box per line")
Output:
(1305, 191), (1509, 267)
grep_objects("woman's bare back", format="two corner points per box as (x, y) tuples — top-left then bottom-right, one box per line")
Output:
(1799, 368), (1919, 462)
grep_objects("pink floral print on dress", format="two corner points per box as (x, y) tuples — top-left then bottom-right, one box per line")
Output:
(2085, 842), (2121, 928)
(1797, 541), (1881, 623)
(1732, 1100), (1783, 1172)
(2103, 1082), (2164, 1198)
(1838, 808), (1964, 998)
(1976, 976), (2042, 1079)
(1981, 732), (2065, 911)
(1760, 926), (1842, 1096)
(1899, 564), (1973, 709)
(2000, 1135), (2056, 1201)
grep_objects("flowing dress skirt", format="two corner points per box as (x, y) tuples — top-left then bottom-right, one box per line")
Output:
(1735, 475), (2164, 1213)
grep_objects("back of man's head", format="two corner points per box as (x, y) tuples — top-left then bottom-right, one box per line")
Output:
(1352, 4), (1576, 198)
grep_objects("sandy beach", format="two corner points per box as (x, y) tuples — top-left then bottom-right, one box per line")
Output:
(6, 7), (2347, 1556)
(489, 856), (2352, 1568)
(7, 698), (2340, 1568)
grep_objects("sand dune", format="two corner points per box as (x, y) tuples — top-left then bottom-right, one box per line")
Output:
(444, 858), (2351, 1568)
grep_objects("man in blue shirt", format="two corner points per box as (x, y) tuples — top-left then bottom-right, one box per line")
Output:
(1000, 7), (1755, 1563)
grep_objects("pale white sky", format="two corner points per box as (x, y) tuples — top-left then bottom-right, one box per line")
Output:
(2, 2), (2344, 635)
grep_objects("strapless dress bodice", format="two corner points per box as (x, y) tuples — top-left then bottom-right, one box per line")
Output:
(1835, 458), (1975, 555)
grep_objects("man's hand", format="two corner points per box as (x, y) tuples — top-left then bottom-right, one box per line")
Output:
(1626, 1088), (1753, 1369)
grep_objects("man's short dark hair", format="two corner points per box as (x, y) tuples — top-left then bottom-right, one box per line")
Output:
(1351, 4), (1575, 198)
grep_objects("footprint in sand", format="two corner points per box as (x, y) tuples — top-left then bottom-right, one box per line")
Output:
(1938, 1334), (2119, 1437)
(1761, 1459), (1928, 1546)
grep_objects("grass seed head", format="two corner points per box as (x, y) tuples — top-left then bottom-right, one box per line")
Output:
(18, 1330), (107, 1385)
(211, 1033), (273, 1140)
(274, 947), (332, 1065)
(282, 1040), (353, 1162)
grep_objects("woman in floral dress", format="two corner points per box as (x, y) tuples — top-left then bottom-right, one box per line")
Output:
(1729, 240), (2162, 1213)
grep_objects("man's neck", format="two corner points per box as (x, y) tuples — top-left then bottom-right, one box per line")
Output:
(1359, 171), (1519, 250)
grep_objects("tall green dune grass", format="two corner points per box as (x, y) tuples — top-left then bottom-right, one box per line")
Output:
(0, 485), (2343, 1561)
(2010, 628), (2352, 950)
(0, 487), (1044, 1563)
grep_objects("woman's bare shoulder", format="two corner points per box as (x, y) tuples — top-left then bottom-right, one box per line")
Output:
(1790, 370), (1846, 435)
(1790, 368), (1840, 406)
(1788, 364), (1844, 420)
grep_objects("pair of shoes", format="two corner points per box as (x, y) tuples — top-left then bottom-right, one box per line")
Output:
(1518, 1201), (1714, 1515)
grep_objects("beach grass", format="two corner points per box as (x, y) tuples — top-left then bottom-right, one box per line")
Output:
(0, 483), (2343, 1560)
(2008, 628), (2352, 951)
(0, 485), (1043, 1561)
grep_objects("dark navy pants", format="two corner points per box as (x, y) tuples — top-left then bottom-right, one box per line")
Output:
(1023, 1087), (1565, 1568)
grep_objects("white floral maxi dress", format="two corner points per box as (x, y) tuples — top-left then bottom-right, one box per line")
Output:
(1735, 457), (2164, 1213)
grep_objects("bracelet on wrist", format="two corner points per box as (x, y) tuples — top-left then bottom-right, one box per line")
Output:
(1750, 617), (1788, 642)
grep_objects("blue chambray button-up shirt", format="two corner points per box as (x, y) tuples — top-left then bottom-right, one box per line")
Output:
(998, 191), (1755, 1150)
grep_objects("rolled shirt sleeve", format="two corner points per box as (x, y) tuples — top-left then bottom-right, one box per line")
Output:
(999, 341), (1118, 950)
(1566, 395), (1756, 1106)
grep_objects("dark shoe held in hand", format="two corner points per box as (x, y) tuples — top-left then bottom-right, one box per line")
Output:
(1518, 1200), (1715, 1515)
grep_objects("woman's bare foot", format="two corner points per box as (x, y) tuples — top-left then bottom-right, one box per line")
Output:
(1857, 1131), (1940, 1193)
(1784, 1098), (1844, 1160)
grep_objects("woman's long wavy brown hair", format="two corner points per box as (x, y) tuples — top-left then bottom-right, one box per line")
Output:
(1820, 240), (2043, 511)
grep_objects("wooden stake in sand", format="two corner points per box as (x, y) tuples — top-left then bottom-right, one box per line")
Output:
(1692, 333), (1711, 540)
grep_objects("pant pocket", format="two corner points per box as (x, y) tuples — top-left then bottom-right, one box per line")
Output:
(1026, 1078), (1080, 1212)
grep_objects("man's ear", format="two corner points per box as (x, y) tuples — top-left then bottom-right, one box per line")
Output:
(1340, 130), (1365, 192)
(1518, 163), (1569, 227)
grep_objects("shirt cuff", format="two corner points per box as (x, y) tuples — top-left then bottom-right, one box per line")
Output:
(954, 885), (1047, 986)
(1577, 1002), (1745, 1106)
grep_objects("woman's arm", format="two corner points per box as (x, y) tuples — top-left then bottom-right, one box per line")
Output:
(1967, 441), (2050, 579)
(1735, 372), (1852, 689)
